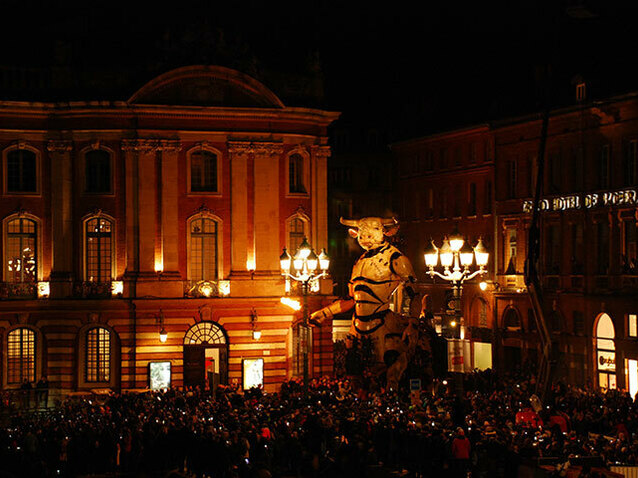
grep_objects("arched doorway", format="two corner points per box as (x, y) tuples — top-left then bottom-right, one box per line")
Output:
(183, 322), (228, 390)
(594, 313), (616, 389)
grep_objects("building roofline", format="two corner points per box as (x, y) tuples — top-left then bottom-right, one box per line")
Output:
(391, 90), (638, 148)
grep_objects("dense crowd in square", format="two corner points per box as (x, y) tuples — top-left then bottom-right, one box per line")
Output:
(1, 370), (637, 477)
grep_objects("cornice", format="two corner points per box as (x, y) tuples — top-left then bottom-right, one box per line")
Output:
(121, 139), (182, 152)
(227, 141), (283, 155)
(46, 140), (73, 152)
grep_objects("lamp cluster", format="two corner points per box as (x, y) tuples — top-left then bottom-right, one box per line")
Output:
(279, 237), (330, 282)
(423, 228), (489, 285)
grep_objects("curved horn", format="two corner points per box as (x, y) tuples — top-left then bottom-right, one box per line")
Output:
(381, 217), (398, 227)
(340, 217), (359, 228)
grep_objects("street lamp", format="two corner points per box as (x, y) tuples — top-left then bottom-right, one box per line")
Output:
(280, 238), (330, 388)
(423, 230), (489, 334)
(424, 230), (489, 394)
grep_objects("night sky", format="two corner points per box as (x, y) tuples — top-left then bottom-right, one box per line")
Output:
(2, 1), (638, 138)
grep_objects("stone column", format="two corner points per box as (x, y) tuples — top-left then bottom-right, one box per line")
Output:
(159, 141), (182, 275)
(47, 140), (74, 298)
(121, 141), (139, 280)
(121, 140), (163, 297)
(253, 143), (283, 273)
(228, 142), (250, 276)
(311, 145), (331, 251)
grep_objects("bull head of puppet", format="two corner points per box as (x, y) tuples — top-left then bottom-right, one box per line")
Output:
(340, 217), (399, 251)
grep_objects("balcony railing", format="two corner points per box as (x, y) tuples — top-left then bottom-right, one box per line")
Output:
(0, 281), (37, 299)
(73, 281), (113, 299)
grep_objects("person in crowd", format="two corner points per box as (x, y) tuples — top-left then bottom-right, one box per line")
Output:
(35, 375), (49, 409)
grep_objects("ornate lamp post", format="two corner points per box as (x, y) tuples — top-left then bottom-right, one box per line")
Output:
(280, 237), (330, 388)
(423, 230), (489, 326)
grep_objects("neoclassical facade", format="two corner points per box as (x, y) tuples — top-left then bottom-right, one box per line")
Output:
(0, 65), (339, 398)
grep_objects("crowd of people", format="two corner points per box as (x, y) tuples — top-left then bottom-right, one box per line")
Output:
(0, 370), (637, 477)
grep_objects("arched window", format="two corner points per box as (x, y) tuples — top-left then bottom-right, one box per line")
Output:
(503, 308), (521, 330)
(189, 217), (218, 281)
(595, 313), (616, 389)
(7, 328), (36, 384)
(190, 150), (218, 193)
(85, 149), (112, 194)
(86, 327), (111, 382)
(5, 217), (37, 283)
(6, 148), (37, 193)
(85, 217), (113, 282)
(289, 153), (307, 194)
(288, 217), (306, 254)
(184, 321), (226, 345)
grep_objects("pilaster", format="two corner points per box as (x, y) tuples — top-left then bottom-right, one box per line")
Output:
(47, 140), (74, 298)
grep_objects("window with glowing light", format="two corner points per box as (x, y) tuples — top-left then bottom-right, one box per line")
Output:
(85, 217), (113, 282)
(86, 327), (111, 382)
(7, 328), (36, 384)
(85, 149), (112, 194)
(190, 218), (218, 281)
(595, 313), (616, 390)
(190, 150), (218, 193)
(6, 148), (37, 193)
(5, 218), (37, 283)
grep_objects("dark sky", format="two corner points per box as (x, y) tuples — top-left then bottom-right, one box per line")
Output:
(2, 1), (637, 138)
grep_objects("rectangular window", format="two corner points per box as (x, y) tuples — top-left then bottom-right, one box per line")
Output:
(528, 154), (537, 197)
(600, 145), (610, 189)
(440, 190), (448, 218)
(505, 228), (517, 274)
(191, 151), (218, 192)
(7, 149), (37, 193)
(544, 224), (560, 274)
(85, 150), (111, 193)
(289, 153), (306, 193)
(439, 148), (447, 170)
(468, 183), (477, 216)
(484, 181), (492, 214)
(6, 218), (36, 283)
(507, 160), (517, 199)
(629, 314), (638, 338)
(190, 218), (218, 281)
(7, 328), (35, 384)
(427, 188), (434, 218)
(454, 146), (462, 166)
(86, 218), (112, 282)
(453, 185), (462, 217)
(549, 151), (561, 193)
(572, 147), (584, 192)
(288, 218), (305, 253)
(571, 223), (584, 274)
(86, 328), (111, 382)
(596, 221), (610, 275)
(470, 143), (478, 164)
(424, 151), (433, 171)
(623, 221), (637, 273)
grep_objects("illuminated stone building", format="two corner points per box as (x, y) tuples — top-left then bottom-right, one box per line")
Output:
(393, 90), (638, 393)
(0, 65), (339, 398)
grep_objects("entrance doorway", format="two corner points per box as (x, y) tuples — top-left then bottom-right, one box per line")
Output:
(594, 313), (616, 390)
(183, 322), (228, 390)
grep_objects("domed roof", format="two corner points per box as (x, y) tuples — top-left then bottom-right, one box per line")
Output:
(128, 65), (284, 108)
